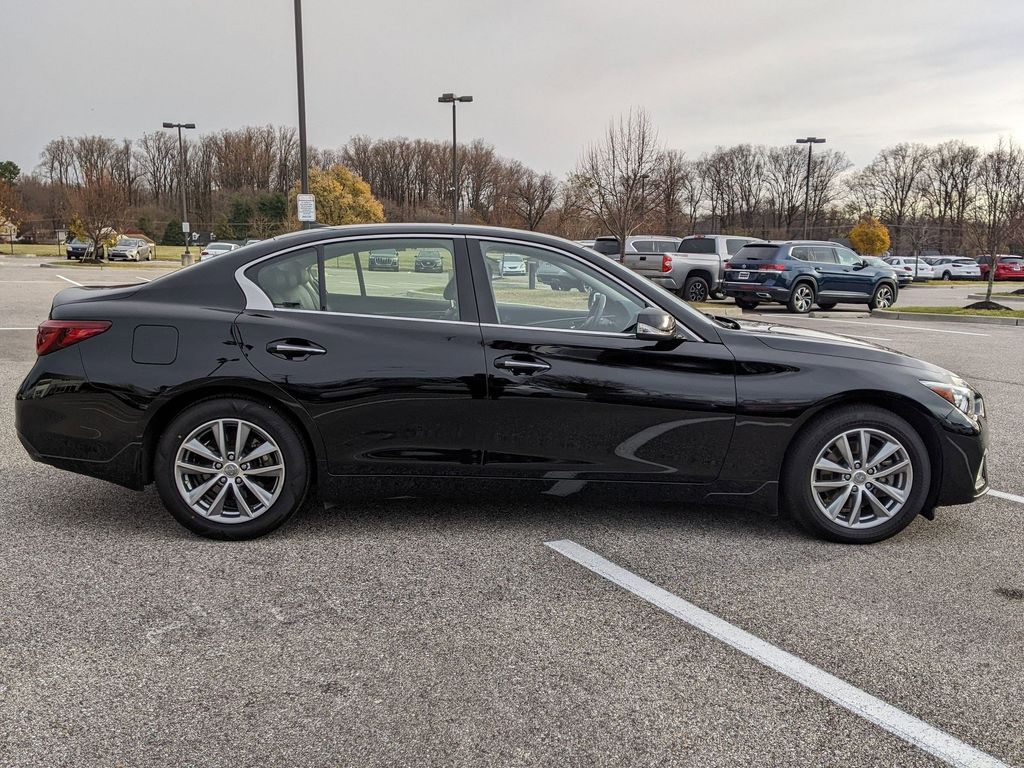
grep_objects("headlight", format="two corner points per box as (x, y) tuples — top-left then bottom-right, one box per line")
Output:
(921, 376), (983, 418)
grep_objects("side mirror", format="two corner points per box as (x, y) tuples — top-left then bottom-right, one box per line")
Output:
(636, 308), (677, 341)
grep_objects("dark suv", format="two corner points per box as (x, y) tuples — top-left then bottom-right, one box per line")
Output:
(723, 241), (899, 313)
(367, 249), (400, 271)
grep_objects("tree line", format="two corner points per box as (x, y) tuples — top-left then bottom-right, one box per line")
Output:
(2, 111), (1022, 259)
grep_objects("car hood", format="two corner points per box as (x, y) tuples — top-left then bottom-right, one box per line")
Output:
(728, 318), (949, 375)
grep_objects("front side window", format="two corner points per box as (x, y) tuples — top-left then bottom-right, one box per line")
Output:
(835, 247), (861, 265)
(479, 241), (646, 334)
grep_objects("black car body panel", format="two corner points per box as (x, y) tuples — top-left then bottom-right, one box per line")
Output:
(15, 224), (987, 522)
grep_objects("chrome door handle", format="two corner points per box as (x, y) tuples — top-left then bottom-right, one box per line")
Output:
(494, 357), (551, 375)
(267, 340), (326, 359)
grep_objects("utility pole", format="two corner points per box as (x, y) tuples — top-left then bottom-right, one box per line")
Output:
(796, 137), (825, 240)
(438, 93), (473, 223)
(163, 121), (196, 265)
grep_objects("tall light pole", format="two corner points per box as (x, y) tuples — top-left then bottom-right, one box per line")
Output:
(438, 92), (473, 223)
(294, 0), (309, 227)
(796, 137), (825, 240)
(163, 121), (196, 265)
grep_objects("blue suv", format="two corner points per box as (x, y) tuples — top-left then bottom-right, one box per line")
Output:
(723, 241), (899, 313)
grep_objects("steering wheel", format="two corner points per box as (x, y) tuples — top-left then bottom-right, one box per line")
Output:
(581, 291), (607, 330)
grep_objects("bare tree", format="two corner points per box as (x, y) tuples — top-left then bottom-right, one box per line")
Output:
(763, 145), (805, 235)
(966, 139), (1024, 303)
(919, 140), (980, 253)
(68, 173), (127, 261)
(855, 143), (931, 254)
(575, 108), (664, 257)
(506, 163), (557, 230)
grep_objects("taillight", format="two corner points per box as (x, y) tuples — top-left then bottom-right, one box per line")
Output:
(722, 262), (731, 270)
(759, 263), (787, 271)
(661, 254), (672, 272)
(36, 320), (111, 356)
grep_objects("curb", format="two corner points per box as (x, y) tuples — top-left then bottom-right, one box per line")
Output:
(967, 294), (1024, 303)
(871, 309), (1024, 326)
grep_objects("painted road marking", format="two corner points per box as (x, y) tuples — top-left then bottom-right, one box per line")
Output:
(134, 275), (151, 282)
(0, 327), (37, 331)
(545, 539), (1008, 768)
(837, 333), (892, 341)
(55, 274), (83, 287)
(989, 489), (1024, 504)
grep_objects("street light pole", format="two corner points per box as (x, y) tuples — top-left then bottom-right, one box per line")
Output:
(438, 92), (473, 224)
(294, 0), (309, 228)
(163, 121), (196, 265)
(796, 137), (825, 240)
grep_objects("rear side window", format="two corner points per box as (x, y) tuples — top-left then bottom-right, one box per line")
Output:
(249, 248), (321, 311)
(678, 237), (717, 254)
(811, 246), (837, 263)
(732, 244), (780, 261)
(790, 246), (813, 262)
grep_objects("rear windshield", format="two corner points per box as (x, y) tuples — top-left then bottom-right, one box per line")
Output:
(731, 244), (780, 261)
(677, 237), (716, 254)
(592, 237), (621, 255)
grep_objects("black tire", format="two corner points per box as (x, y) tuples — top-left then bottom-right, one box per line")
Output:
(680, 276), (710, 303)
(711, 289), (726, 300)
(154, 397), (310, 540)
(734, 298), (759, 310)
(942, 271), (952, 281)
(817, 302), (837, 310)
(783, 406), (931, 544)
(869, 282), (897, 310)
(787, 281), (815, 313)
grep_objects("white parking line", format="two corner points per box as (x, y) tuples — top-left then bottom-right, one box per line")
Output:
(55, 274), (83, 287)
(837, 333), (893, 341)
(134, 275), (151, 282)
(989, 489), (1024, 504)
(0, 327), (37, 331)
(546, 539), (1008, 768)
(777, 316), (991, 337)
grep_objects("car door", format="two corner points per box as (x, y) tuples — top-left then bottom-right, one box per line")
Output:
(809, 246), (846, 297)
(832, 246), (875, 297)
(233, 235), (490, 477)
(469, 237), (736, 484)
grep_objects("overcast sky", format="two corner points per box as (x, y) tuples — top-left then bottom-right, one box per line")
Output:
(4, 0), (1024, 177)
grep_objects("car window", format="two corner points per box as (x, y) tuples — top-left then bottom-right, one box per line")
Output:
(726, 238), (750, 255)
(592, 237), (620, 256)
(790, 246), (812, 262)
(835, 247), (861, 265)
(249, 248), (321, 311)
(655, 240), (679, 251)
(478, 240), (646, 334)
(321, 239), (459, 320)
(678, 237), (717, 254)
(811, 246), (837, 263)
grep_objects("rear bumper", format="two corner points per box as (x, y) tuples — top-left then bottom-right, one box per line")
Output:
(724, 281), (790, 302)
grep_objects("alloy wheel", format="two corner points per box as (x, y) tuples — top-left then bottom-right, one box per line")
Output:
(686, 280), (709, 302)
(793, 285), (813, 312)
(173, 418), (285, 523)
(874, 285), (894, 308)
(809, 427), (913, 529)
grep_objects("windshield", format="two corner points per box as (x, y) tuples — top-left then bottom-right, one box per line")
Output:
(116, 238), (138, 247)
(208, 243), (232, 250)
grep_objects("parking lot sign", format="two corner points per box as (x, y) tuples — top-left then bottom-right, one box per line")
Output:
(297, 194), (316, 222)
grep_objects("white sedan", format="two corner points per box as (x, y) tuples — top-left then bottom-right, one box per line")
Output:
(199, 242), (240, 261)
(928, 257), (982, 280)
(884, 257), (934, 281)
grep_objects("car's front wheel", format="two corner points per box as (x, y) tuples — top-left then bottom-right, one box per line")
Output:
(782, 406), (930, 543)
(154, 398), (310, 540)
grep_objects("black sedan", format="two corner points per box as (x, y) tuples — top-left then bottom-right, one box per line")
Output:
(16, 225), (989, 543)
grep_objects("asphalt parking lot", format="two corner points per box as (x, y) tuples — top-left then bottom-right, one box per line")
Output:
(1, 255), (1022, 767)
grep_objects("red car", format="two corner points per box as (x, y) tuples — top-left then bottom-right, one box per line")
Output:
(977, 255), (1024, 280)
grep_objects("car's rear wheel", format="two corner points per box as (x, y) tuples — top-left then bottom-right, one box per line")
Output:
(869, 283), (896, 310)
(734, 298), (759, 310)
(682, 276), (710, 303)
(782, 406), (930, 543)
(817, 302), (837, 310)
(787, 282), (815, 313)
(154, 398), (310, 540)
(942, 271), (952, 281)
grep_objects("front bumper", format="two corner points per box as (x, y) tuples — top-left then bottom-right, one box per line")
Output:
(933, 406), (989, 507)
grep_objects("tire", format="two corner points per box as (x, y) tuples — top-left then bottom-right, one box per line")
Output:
(787, 282), (815, 313)
(942, 271), (952, 281)
(782, 405), (930, 543)
(711, 289), (726, 300)
(817, 302), (837, 310)
(734, 298), (759, 310)
(869, 282), (896, 310)
(154, 397), (311, 540)
(682, 276), (710, 303)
